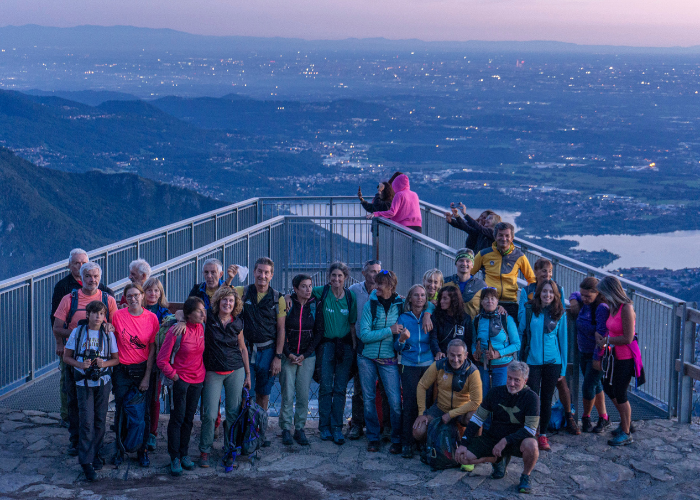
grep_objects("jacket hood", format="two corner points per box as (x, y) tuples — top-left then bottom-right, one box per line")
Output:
(391, 174), (410, 192)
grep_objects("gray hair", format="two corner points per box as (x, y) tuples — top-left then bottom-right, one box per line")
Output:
(508, 361), (530, 379)
(328, 261), (350, 281)
(129, 259), (151, 280)
(80, 262), (102, 281)
(362, 259), (382, 272)
(447, 339), (468, 353)
(202, 258), (223, 273)
(597, 276), (632, 316)
(493, 222), (515, 239)
(68, 248), (88, 263)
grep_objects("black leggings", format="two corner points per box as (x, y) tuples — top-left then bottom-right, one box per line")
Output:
(527, 364), (561, 434)
(603, 358), (634, 404)
(399, 364), (429, 446)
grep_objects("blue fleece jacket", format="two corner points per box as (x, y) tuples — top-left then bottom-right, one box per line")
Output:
(471, 313), (520, 367)
(395, 304), (436, 367)
(519, 308), (568, 377)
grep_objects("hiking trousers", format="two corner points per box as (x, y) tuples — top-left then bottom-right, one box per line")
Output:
(168, 378), (203, 460)
(76, 381), (111, 465)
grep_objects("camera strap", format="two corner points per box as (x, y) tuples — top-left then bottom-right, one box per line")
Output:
(75, 324), (111, 387)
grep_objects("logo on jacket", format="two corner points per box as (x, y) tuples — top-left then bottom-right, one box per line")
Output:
(499, 404), (522, 424)
(489, 261), (495, 266)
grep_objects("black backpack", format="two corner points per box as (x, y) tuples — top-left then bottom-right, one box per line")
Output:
(72, 320), (112, 387)
(64, 289), (110, 329)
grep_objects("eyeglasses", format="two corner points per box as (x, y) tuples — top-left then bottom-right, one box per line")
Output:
(125, 294), (142, 301)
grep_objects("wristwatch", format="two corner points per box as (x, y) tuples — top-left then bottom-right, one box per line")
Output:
(275, 352), (284, 360)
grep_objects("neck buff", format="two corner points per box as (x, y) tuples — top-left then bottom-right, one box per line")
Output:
(481, 310), (504, 338)
(498, 245), (514, 257)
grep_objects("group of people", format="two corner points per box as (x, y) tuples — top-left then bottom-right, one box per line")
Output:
(46, 188), (644, 495)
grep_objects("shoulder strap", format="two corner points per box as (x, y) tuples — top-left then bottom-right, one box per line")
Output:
(76, 323), (88, 357)
(101, 291), (110, 322)
(66, 289), (80, 327)
(473, 315), (480, 334)
(319, 284), (331, 309)
(170, 334), (184, 365)
(370, 299), (378, 326)
(272, 288), (280, 314)
(344, 287), (354, 315)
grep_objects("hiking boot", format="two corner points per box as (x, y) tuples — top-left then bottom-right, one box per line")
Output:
(592, 416), (611, 434)
(82, 464), (97, 482)
(566, 414), (581, 435)
(333, 429), (346, 445)
(491, 455), (511, 479)
(519, 473), (533, 494)
(611, 423), (635, 436)
(381, 426), (392, 442)
(294, 429), (310, 446)
(367, 441), (380, 452)
(67, 443), (79, 456)
(170, 458), (183, 476)
(608, 432), (634, 446)
(181, 456), (195, 470)
(92, 455), (104, 471)
(347, 424), (364, 440)
(537, 435), (551, 451)
(389, 443), (402, 454)
(282, 429), (294, 445)
(320, 428), (333, 441)
(138, 451), (150, 468)
(199, 452), (210, 468)
(222, 454), (237, 472)
(580, 416), (593, 433)
(401, 445), (414, 459)
(147, 433), (157, 451)
(461, 464), (475, 472)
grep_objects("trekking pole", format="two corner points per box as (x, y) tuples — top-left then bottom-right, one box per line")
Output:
(487, 340), (494, 389)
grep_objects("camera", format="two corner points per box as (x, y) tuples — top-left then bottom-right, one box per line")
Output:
(83, 349), (102, 381)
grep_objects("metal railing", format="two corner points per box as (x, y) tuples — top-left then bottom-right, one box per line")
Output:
(1, 195), (698, 422)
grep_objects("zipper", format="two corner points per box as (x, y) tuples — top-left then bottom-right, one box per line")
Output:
(297, 303), (303, 355)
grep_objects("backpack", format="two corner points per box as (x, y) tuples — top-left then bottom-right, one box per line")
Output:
(423, 418), (461, 471)
(548, 400), (566, 431)
(64, 289), (110, 329)
(224, 387), (268, 471)
(160, 325), (184, 392)
(116, 386), (148, 454)
(72, 321), (112, 387)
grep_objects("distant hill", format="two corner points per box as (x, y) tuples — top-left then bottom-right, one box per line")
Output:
(23, 89), (140, 106)
(0, 148), (225, 280)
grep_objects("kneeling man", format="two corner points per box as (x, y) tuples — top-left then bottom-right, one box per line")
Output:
(455, 361), (539, 494)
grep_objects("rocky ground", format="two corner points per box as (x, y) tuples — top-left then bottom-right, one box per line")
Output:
(1, 407), (700, 499)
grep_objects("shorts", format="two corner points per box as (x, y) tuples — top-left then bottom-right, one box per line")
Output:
(466, 433), (524, 459)
(424, 404), (446, 420)
(250, 345), (277, 397)
(603, 358), (634, 404)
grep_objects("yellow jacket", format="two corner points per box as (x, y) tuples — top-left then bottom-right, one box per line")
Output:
(417, 359), (482, 419)
(472, 242), (536, 302)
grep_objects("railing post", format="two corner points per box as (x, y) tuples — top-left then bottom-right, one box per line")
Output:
(136, 239), (140, 260)
(29, 277), (35, 381)
(678, 302), (695, 423)
(214, 213), (219, 240)
(669, 301), (684, 418)
(372, 219), (379, 260)
(190, 222), (195, 252)
(165, 231), (169, 261)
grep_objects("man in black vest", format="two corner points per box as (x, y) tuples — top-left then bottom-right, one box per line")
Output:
(233, 257), (286, 417)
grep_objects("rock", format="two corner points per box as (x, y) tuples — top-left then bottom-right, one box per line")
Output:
(22, 410), (47, 417)
(534, 462), (551, 475)
(425, 469), (466, 487)
(23, 484), (75, 498)
(0, 473), (44, 493)
(565, 451), (598, 462)
(630, 460), (674, 482)
(49, 471), (81, 485)
(312, 440), (342, 454)
(571, 474), (599, 489)
(653, 451), (683, 462)
(47, 413), (62, 421)
(549, 443), (567, 453)
(601, 463), (635, 482)
(379, 473), (421, 485)
(361, 459), (396, 471)
(27, 439), (50, 451)
(30, 417), (58, 425)
(461, 474), (485, 490)
(338, 447), (360, 464)
(0, 457), (21, 472)
(1, 421), (33, 433)
(258, 454), (327, 472)
(5, 413), (26, 421)
(654, 419), (675, 428)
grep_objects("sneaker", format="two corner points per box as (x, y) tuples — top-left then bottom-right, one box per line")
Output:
(518, 473), (532, 494)
(282, 429), (294, 445)
(67, 443), (79, 456)
(592, 416), (611, 434)
(380, 426), (392, 442)
(333, 429), (346, 445)
(347, 424), (364, 440)
(199, 452), (210, 468)
(147, 433), (157, 451)
(320, 428), (333, 441)
(367, 441), (380, 452)
(222, 454), (237, 472)
(491, 455), (511, 479)
(170, 458), (183, 476)
(389, 443), (402, 454)
(538, 435), (551, 451)
(401, 445), (414, 459)
(581, 416), (593, 433)
(566, 414), (581, 435)
(92, 456), (104, 471)
(180, 456), (195, 470)
(608, 432), (634, 446)
(461, 464), (475, 472)
(138, 451), (150, 468)
(294, 429), (310, 446)
(82, 464), (97, 482)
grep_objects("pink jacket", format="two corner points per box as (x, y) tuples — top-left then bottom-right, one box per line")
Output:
(157, 323), (206, 384)
(372, 175), (422, 228)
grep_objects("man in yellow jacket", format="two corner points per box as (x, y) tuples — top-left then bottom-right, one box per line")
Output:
(413, 339), (482, 444)
(472, 222), (536, 324)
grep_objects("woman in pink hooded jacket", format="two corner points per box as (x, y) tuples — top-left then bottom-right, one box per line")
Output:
(366, 174), (422, 232)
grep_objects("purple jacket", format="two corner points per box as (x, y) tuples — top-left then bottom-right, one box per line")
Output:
(570, 291), (609, 359)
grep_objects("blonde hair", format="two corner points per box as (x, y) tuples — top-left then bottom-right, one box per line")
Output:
(404, 285), (429, 313)
(211, 286), (243, 319)
(597, 276), (632, 316)
(143, 277), (169, 308)
(422, 269), (444, 288)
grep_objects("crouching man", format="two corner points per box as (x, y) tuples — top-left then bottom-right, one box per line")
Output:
(455, 361), (540, 495)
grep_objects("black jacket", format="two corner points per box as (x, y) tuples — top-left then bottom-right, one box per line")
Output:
(448, 214), (495, 253)
(50, 274), (114, 327)
(284, 294), (323, 358)
(242, 285), (279, 345)
(430, 309), (473, 358)
(203, 314), (244, 372)
(361, 194), (391, 214)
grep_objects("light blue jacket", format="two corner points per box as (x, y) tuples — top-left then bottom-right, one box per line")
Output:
(395, 303), (436, 367)
(359, 290), (403, 360)
(519, 308), (568, 378)
(471, 313), (520, 367)
(518, 282), (565, 328)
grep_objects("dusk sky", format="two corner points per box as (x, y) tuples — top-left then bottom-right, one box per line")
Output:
(1, 0), (699, 47)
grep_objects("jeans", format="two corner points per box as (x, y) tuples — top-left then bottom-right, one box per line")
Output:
(351, 373), (391, 429)
(168, 378), (203, 460)
(199, 370), (245, 454)
(357, 355), (402, 444)
(528, 363), (561, 434)
(580, 352), (604, 401)
(112, 363), (151, 455)
(279, 355), (316, 431)
(76, 381), (111, 465)
(61, 360), (79, 447)
(249, 345), (276, 398)
(477, 364), (509, 399)
(319, 341), (353, 432)
(400, 364), (429, 447)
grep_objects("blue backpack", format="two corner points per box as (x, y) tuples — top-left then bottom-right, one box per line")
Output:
(224, 388), (268, 472)
(116, 387), (148, 454)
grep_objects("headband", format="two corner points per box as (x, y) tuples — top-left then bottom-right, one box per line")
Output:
(456, 252), (474, 262)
